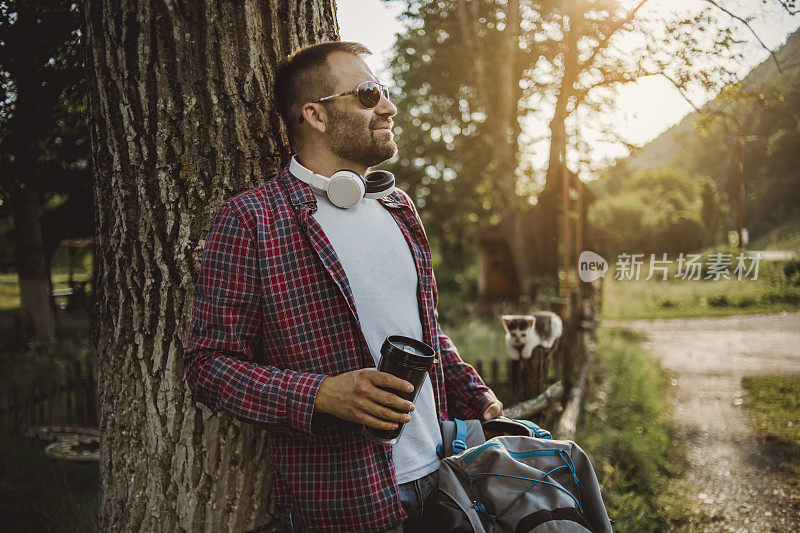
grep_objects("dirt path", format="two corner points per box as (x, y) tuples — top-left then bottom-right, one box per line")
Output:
(611, 312), (800, 532)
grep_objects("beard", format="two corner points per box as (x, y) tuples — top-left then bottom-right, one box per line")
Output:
(325, 104), (398, 168)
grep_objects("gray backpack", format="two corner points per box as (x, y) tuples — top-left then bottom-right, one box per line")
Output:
(427, 418), (612, 533)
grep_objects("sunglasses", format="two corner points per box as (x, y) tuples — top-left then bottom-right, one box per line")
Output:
(299, 81), (390, 123)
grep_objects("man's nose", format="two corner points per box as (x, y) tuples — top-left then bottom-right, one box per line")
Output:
(375, 92), (397, 117)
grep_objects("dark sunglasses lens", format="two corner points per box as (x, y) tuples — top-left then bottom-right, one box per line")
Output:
(358, 82), (383, 108)
(358, 84), (380, 108)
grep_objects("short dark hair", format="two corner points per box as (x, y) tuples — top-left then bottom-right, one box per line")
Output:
(274, 41), (372, 147)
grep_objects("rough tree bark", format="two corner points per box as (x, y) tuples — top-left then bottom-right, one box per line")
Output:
(83, 1), (337, 530)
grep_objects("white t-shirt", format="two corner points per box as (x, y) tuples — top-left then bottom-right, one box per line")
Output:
(309, 183), (442, 484)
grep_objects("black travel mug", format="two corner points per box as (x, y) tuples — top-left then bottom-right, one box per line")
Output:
(362, 335), (436, 445)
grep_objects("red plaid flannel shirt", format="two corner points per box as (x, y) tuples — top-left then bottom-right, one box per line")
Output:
(183, 165), (497, 532)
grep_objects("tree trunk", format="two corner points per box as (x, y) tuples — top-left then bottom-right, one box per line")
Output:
(455, 0), (535, 295)
(83, 1), (338, 530)
(6, 3), (58, 343)
(537, 3), (580, 282)
(12, 181), (56, 341)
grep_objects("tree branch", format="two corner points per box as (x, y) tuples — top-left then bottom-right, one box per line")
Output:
(659, 71), (702, 113)
(578, 0), (650, 73)
(658, 72), (745, 135)
(701, 0), (783, 73)
(775, 0), (798, 17)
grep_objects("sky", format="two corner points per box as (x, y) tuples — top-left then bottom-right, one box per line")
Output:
(336, 0), (800, 175)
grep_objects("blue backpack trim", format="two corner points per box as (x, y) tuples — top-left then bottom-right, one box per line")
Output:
(516, 419), (553, 439)
(466, 446), (584, 521)
(453, 418), (468, 455)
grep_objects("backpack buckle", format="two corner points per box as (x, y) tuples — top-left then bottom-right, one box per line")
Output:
(453, 438), (467, 455)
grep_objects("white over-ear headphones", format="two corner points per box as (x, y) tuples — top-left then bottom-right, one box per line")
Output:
(289, 155), (395, 209)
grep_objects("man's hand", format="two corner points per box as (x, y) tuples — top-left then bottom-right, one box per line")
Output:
(314, 368), (416, 430)
(482, 398), (504, 421)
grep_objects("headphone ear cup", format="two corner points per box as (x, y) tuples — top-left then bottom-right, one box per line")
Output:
(327, 170), (366, 208)
(363, 170), (395, 197)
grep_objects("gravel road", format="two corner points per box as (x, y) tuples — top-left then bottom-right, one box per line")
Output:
(611, 312), (800, 532)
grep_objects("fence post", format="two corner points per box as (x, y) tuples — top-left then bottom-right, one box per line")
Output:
(67, 364), (76, 425)
(87, 361), (97, 426)
(11, 387), (19, 432)
(1, 388), (8, 433)
(19, 382), (26, 430)
(21, 381), (34, 431)
(73, 361), (84, 426)
(48, 380), (56, 425)
(35, 379), (44, 427)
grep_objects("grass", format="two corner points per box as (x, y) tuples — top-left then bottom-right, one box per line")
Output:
(601, 275), (800, 320)
(442, 316), (514, 405)
(442, 316), (508, 368)
(577, 327), (697, 531)
(0, 430), (98, 532)
(741, 375), (800, 484)
(0, 271), (94, 311)
(600, 221), (800, 320)
(0, 323), (97, 531)
(0, 246), (93, 310)
(749, 217), (800, 252)
(0, 271), (21, 310)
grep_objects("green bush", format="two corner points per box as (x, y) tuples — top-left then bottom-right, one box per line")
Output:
(760, 291), (800, 305)
(737, 296), (756, 308)
(708, 294), (730, 307)
(783, 260), (800, 286)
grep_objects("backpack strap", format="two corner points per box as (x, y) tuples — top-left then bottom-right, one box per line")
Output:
(515, 419), (553, 440)
(481, 416), (553, 440)
(438, 419), (487, 458)
(453, 419), (468, 455)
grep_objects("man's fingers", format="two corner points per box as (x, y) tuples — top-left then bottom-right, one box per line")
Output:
(364, 382), (415, 413)
(360, 398), (412, 424)
(482, 400), (503, 420)
(359, 411), (401, 431)
(371, 371), (414, 394)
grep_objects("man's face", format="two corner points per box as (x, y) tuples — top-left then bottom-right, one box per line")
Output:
(323, 52), (398, 168)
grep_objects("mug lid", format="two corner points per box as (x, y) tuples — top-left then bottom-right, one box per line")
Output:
(383, 335), (436, 367)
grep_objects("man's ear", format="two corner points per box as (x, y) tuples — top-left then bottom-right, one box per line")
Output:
(299, 103), (327, 133)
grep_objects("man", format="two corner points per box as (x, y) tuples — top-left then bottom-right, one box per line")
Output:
(183, 41), (502, 533)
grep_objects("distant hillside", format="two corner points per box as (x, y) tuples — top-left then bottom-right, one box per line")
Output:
(623, 28), (800, 175)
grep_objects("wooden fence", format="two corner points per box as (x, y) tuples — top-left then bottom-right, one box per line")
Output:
(472, 347), (565, 407)
(474, 359), (513, 390)
(0, 359), (97, 434)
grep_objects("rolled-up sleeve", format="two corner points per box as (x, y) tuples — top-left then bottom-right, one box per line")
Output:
(183, 202), (325, 440)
